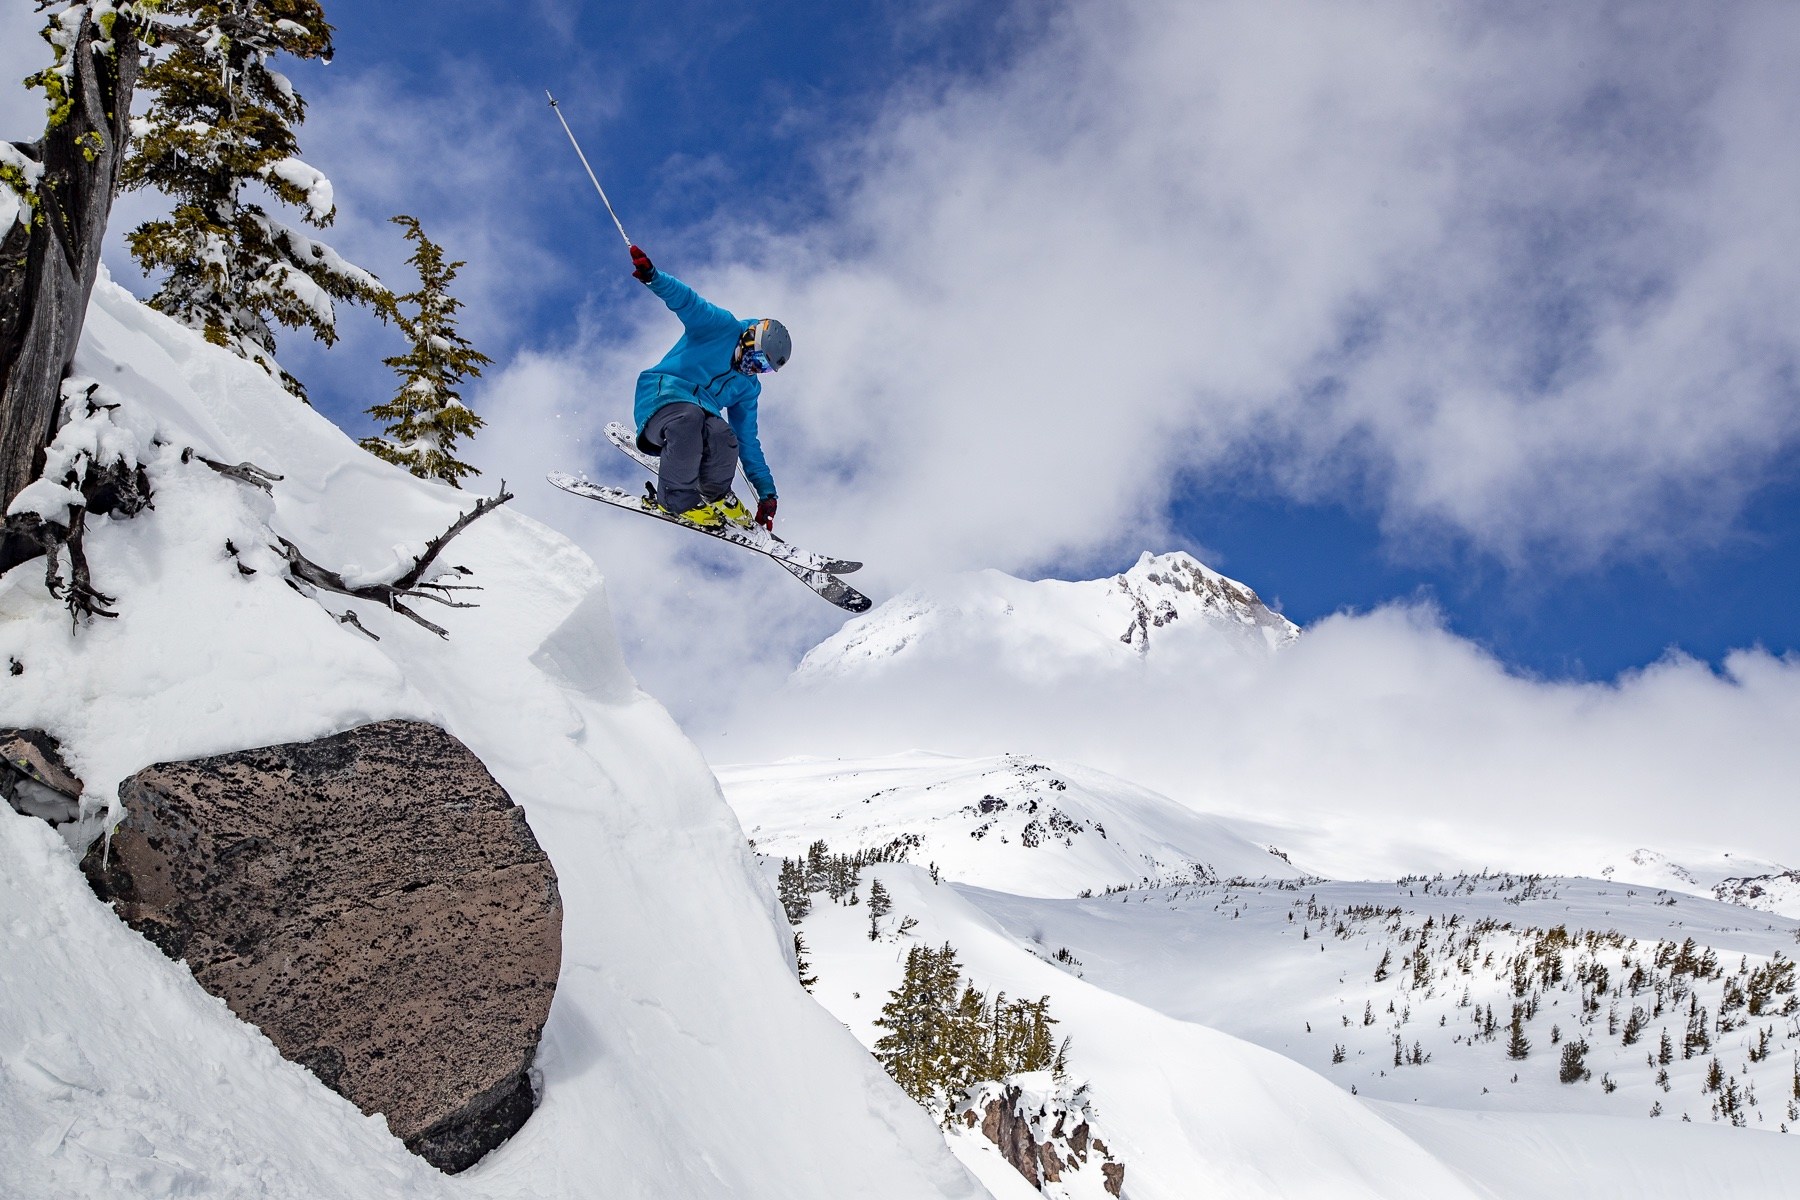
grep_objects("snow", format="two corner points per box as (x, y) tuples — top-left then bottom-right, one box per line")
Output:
(5, 377), (149, 525)
(753, 748), (1800, 1196)
(260, 156), (334, 222)
(795, 550), (1297, 683)
(1, 140), (44, 232)
(1378, 1105), (1800, 1199)
(1, 276), (985, 1199)
(255, 212), (384, 296)
(720, 751), (1306, 896)
(784, 861), (1486, 1199)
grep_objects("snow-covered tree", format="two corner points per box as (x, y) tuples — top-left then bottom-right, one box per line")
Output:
(360, 216), (488, 486)
(122, 0), (383, 400)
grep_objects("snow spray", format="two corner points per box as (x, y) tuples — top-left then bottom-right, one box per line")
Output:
(546, 92), (633, 248)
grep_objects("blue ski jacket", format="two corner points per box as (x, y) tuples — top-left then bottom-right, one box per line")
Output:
(633, 271), (777, 500)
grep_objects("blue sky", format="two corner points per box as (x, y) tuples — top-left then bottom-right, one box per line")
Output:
(7, 0), (1797, 697)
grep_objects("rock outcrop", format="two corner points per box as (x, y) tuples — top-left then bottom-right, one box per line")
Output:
(81, 720), (562, 1173)
(956, 1074), (1125, 1196)
(1, 728), (84, 824)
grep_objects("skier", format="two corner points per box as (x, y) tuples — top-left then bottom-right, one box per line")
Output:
(627, 243), (789, 531)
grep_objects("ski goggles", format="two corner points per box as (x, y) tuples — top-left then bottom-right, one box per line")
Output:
(736, 329), (775, 374)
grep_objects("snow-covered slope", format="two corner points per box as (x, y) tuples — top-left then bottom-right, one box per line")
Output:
(788, 862), (1487, 1200)
(795, 551), (1298, 682)
(719, 752), (1304, 897)
(0, 278), (983, 1200)
(727, 748), (1800, 1197)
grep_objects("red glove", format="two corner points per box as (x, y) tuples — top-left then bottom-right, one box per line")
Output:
(756, 496), (777, 531)
(629, 244), (655, 283)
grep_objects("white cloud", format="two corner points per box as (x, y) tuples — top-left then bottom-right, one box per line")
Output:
(722, 595), (1800, 879)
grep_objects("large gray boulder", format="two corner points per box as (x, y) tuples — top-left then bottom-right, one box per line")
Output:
(81, 720), (563, 1173)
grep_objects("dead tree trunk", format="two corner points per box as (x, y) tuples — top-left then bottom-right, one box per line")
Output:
(0, 7), (144, 576)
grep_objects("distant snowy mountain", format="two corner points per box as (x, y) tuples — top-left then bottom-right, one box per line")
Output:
(718, 752), (1304, 898)
(794, 551), (1298, 683)
(1713, 871), (1800, 919)
(1594, 848), (1800, 914)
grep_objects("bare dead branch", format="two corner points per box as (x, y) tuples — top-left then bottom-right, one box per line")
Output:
(274, 487), (513, 639)
(335, 610), (379, 641)
(187, 449), (284, 494)
(392, 482), (514, 591)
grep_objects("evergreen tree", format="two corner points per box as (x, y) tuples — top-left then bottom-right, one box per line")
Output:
(1506, 1006), (1531, 1060)
(872, 940), (1074, 1115)
(867, 877), (892, 941)
(792, 931), (817, 993)
(776, 858), (810, 923)
(361, 216), (488, 484)
(873, 944), (942, 1104)
(804, 839), (830, 891)
(1558, 1037), (1590, 1084)
(123, 0), (384, 399)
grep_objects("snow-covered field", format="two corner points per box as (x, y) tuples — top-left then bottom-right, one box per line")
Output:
(720, 753), (1800, 1198)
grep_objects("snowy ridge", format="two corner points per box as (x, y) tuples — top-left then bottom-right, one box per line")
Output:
(781, 860), (1486, 1199)
(1713, 872), (1800, 920)
(794, 551), (1298, 683)
(1595, 848), (1797, 909)
(0, 277), (983, 1200)
(719, 752), (1304, 898)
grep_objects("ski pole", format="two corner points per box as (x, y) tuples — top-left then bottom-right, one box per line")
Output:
(546, 91), (633, 249)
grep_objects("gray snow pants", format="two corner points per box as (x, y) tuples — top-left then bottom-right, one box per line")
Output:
(643, 402), (738, 515)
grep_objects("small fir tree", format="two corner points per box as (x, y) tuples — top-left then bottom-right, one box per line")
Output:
(361, 215), (489, 485)
(123, 0), (384, 399)
(776, 858), (810, 923)
(1557, 1038), (1590, 1084)
(793, 931), (817, 993)
(867, 877), (892, 941)
(1506, 1007), (1531, 1060)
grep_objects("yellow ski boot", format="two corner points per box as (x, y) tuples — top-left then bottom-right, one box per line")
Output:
(675, 502), (727, 529)
(708, 496), (756, 529)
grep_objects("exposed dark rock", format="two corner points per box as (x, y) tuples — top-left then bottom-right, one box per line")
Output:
(1, 728), (84, 824)
(81, 720), (562, 1173)
(958, 1079), (1124, 1197)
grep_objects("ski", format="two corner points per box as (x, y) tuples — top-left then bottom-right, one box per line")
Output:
(547, 472), (874, 614)
(601, 421), (861, 575)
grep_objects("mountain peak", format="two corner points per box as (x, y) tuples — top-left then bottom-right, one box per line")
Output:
(1110, 551), (1297, 652)
(794, 552), (1298, 682)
